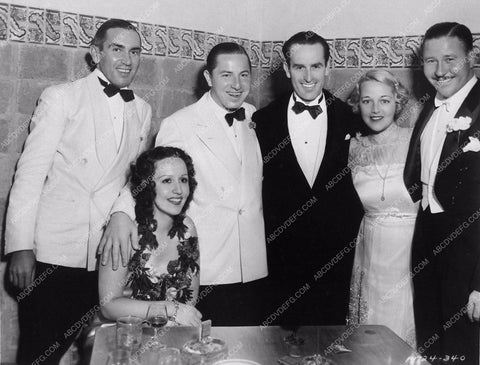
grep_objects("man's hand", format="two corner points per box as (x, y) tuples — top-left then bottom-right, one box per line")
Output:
(9, 250), (36, 290)
(467, 290), (480, 322)
(98, 212), (137, 270)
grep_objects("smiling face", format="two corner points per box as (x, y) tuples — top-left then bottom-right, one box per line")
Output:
(90, 27), (141, 88)
(203, 53), (251, 111)
(284, 43), (328, 102)
(423, 36), (474, 100)
(359, 80), (397, 134)
(153, 157), (190, 218)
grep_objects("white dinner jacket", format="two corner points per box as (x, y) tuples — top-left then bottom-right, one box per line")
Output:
(5, 72), (151, 270)
(157, 93), (267, 285)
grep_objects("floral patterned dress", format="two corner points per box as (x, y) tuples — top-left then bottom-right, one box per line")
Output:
(348, 125), (418, 347)
(127, 225), (199, 304)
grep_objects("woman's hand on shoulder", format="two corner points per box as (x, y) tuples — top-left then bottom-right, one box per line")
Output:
(174, 302), (202, 326)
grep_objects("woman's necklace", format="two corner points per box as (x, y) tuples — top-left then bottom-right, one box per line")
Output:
(374, 156), (392, 201)
(369, 126), (400, 201)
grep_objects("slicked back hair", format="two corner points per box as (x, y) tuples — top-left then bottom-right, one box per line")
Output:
(282, 31), (330, 66)
(91, 18), (139, 50)
(206, 42), (251, 73)
(423, 22), (473, 53)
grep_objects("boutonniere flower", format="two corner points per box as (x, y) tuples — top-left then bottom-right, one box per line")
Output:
(446, 116), (472, 133)
(248, 121), (256, 129)
(462, 136), (480, 153)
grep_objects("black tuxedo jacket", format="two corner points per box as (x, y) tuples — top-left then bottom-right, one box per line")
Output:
(253, 90), (363, 287)
(404, 79), (480, 290)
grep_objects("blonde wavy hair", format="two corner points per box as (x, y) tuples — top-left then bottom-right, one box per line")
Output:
(347, 69), (410, 119)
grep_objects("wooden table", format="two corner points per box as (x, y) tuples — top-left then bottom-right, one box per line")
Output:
(91, 324), (426, 364)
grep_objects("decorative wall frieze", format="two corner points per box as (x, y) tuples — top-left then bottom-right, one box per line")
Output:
(1, 3), (479, 69)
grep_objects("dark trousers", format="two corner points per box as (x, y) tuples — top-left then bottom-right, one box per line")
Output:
(17, 262), (98, 365)
(412, 208), (479, 365)
(262, 274), (350, 327)
(196, 278), (266, 326)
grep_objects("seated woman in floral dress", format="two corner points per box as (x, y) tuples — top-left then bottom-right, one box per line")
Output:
(99, 146), (202, 326)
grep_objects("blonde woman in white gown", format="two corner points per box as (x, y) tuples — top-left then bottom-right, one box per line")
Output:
(347, 70), (418, 347)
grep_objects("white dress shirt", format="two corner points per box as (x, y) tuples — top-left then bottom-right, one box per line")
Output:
(208, 92), (243, 161)
(95, 69), (125, 150)
(287, 92), (327, 187)
(420, 76), (477, 212)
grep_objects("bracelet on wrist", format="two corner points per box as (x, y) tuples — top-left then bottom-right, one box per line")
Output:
(169, 300), (180, 324)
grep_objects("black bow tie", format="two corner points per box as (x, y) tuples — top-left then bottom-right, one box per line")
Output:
(98, 77), (135, 102)
(292, 95), (323, 119)
(225, 107), (246, 126)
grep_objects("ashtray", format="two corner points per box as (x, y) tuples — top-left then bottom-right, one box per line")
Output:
(182, 336), (228, 365)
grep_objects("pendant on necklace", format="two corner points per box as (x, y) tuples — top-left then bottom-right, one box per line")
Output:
(380, 180), (386, 201)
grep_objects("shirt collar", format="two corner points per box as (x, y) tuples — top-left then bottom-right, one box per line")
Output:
(207, 91), (245, 121)
(434, 76), (477, 111)
(292, 91), (324, 106)
(94, 68), (108, 83)
(94, 68), (130, 90)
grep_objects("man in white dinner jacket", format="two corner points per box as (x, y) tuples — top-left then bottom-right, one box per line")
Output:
(5, 19), (151, 364)
(105, 42), (267, 325)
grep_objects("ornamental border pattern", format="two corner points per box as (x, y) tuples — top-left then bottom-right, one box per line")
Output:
(1, 3), (479, 69)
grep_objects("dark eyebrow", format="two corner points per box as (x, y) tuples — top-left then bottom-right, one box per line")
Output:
(107, 43), (141, 52)
(108, 43), (125, 49)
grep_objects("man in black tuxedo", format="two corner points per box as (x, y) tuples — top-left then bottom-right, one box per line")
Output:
(253, 31), (363, 326)
(404, 22), (480, 364)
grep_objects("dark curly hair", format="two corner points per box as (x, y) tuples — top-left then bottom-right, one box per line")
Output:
(130, 146), (197, 250)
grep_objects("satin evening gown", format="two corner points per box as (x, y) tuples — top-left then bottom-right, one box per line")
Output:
(348, 125), (418, 347)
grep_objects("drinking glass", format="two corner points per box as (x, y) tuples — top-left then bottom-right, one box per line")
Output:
(157, 347), (182, 365)
(107, 348), (131, 365)
(146, 303), (168, 348)
(116, 316), (143, 353)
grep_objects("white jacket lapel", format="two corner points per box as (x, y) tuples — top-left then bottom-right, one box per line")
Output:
(194, 95), (241, 181)
(86, 73), (117, 170)
(238, 117), (261, 174)
(95, 99), (142, 190)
